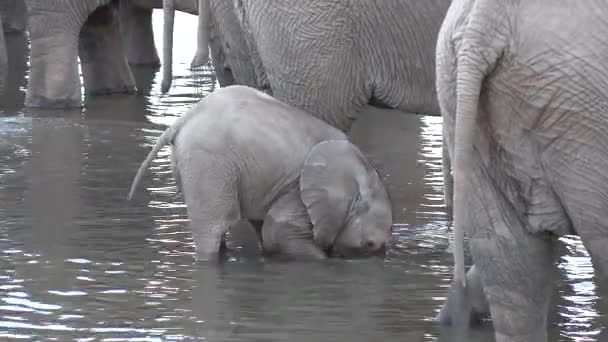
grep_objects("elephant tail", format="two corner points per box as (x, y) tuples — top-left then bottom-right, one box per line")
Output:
(440, 0), (509, 330)
(127, 127), (174, 201)
(127, 103), (202, 200)
(451, 2), (507, 292)
(444, 46), (487, 332)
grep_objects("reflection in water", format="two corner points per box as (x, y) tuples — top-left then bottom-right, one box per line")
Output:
(0, 9), (605, 342)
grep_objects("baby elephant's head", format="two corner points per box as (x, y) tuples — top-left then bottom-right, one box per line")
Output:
(300, 140), (393, 258)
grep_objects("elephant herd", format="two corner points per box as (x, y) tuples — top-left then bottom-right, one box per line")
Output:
(2, 1), (608, 341)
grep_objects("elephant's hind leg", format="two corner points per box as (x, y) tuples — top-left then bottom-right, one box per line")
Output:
(178, 156), (241, 262)
(549, 147), (608, 300)
(466, 164), (558, 342)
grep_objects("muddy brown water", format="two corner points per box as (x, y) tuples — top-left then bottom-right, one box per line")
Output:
(0, 11), (604, 341)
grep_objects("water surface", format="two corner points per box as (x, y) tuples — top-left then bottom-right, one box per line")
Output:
(0, 10), (605, 342)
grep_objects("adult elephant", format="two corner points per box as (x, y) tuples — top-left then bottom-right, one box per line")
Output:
(436, 0), (608, 341)
(25, 0), (137, 108)
(163, 0), (450, 130)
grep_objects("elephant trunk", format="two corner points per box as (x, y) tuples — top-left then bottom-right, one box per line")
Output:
(161, 0), (175, 93)
(191, 0), (210, 67)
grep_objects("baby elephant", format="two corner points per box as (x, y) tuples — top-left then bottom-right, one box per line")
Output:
(128, 85), (393, 261)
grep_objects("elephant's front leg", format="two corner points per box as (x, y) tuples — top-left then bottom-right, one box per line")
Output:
(261, 189), (327, 260)
(467, 164), (557, 342)
(79, 2), (137, 98)
(25, 1), (86, 108)
(118, 0), (160, 67)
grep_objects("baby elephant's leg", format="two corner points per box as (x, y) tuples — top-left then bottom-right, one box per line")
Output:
(261, 189), (326, 260)
(178, 155), (241, 262)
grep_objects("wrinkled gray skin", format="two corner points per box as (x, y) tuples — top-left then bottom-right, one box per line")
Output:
(207, 0), (262, 89)
(161, 0), (262, 92)
(163, 0), (450, 127)
(436, 0), (608, 341)
(232, 0), (449, 131)
(128, 85), (393, 261)
(162, 0), (455, 213)
(25, 0), (136, 108)
(0, 0), (27, 33)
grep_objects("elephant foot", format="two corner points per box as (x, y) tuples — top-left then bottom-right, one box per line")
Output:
(25, 95), (83, 109)
(495, 331), (547, 342)
(82, 82), (138, 96)
(262, 244), (327, 261)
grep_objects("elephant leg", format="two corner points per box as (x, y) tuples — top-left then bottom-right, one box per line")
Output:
(178, 155), (241, 262)
(436, 264), (490, 325)
(467, 165), (557, 342)
(248, 219), (264, 246)
(260, 189), (326, 260)
(550, 156), (608, 294)
(208, 30), (236, 87)
(118, 0), (160, 67)
(25, 4), (85, 107)
(79, 2), (137, 97)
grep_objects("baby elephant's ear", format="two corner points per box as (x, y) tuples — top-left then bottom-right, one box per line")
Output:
(299, 140), (367, 250)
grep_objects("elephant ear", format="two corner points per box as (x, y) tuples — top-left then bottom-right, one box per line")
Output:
(300, 140), (370, 250)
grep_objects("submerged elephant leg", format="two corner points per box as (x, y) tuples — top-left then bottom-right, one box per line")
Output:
(549, 149), (608, 299)
(437, 264), (490, 325)
(118, 0), (160, 67)
(177, 154), (241, 262)
(261, 189), (326, 260)
(79, 2), (137, 97)
(467, 164), (557, 342)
